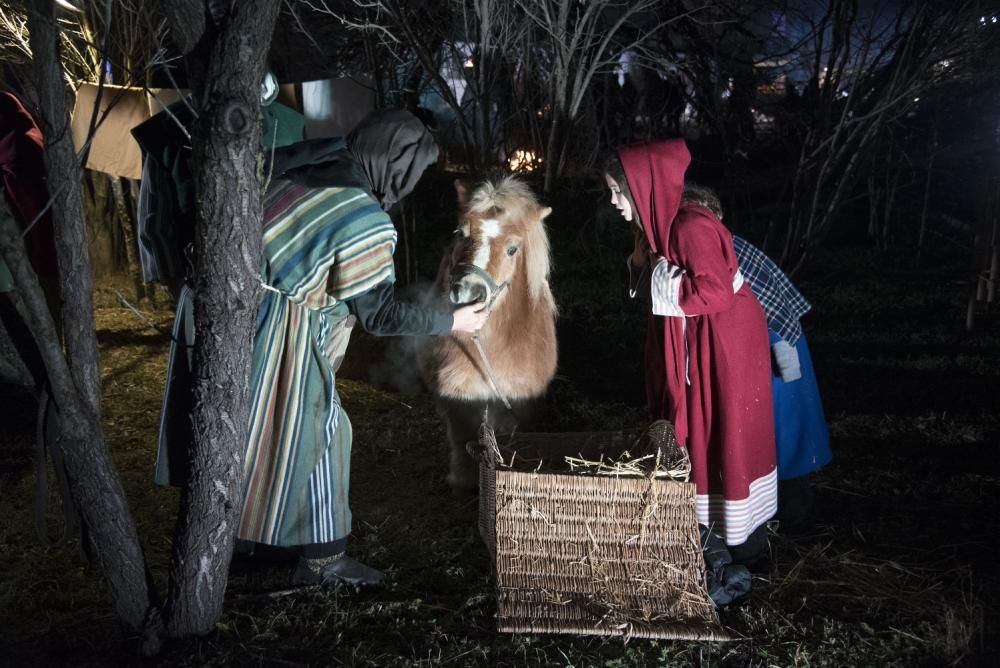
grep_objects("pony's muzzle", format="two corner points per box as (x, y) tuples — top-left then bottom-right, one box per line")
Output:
(449, 274), (490, 306)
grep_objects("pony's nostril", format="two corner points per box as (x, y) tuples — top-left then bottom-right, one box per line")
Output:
(449, 279), (488, 305)
(468, 284), (488, 304)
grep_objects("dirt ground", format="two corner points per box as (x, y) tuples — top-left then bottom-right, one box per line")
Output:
(0, 199), (997, 666)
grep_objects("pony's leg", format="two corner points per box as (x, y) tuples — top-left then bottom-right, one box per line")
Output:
(437, 396), (548, 491)
(494, 396), (547, 434)
(437, 397), (483, 491)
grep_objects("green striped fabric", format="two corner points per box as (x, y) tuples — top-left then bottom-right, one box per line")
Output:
(238, 181), (395, 546)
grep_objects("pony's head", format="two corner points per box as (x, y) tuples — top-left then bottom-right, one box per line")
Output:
(447, 176), (552, 309)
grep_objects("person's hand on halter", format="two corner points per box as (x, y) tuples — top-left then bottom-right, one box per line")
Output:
(451, 303), (491, 333)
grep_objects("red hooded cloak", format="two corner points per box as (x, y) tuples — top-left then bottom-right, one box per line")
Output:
(618, 138), (777, 545)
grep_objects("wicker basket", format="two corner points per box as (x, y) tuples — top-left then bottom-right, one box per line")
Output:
(475, 420), (729, 641)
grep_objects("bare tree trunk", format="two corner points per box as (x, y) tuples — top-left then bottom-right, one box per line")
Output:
(866, 171), (879, 242)
(882, 163), (901, 253)
(917, 152), (935, 260)
(109, 175), (145, 300)
(986, 183), (999, 305)
(917, 102), (940, 262)
(23, 0), (152, 639)
(159, 0), (280, 638)
(543, 112), (562, 194)
(1, 204), (153, 639)
(30, 4), (101, 417)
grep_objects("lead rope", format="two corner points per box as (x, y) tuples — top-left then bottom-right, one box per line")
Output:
(471, 333), (512, 411)
(468, 277), (512, 412)
(456, 271), (518, 472)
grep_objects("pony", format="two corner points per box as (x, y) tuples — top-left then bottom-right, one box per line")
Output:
(417, 176), (558, 490)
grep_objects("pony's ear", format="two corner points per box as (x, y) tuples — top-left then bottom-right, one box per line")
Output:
(454, 179), (469, 206)
(539, 206), (552, 221)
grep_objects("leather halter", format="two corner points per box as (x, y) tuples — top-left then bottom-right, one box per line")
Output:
(452, 263), (509, 309)
(450, 263), (513, 410)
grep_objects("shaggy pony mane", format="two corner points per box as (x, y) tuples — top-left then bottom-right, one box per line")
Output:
(464, 176), (552, 304)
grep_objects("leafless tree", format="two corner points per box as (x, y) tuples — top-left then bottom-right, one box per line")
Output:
(0, 0), (153, 645)
(1, 0), (283, 649)
(155, 0), (281, 638)
(770, 0), (982, 272)
(2, 1), (165, 296)
(303, 0), (530, 170)
(514, 0), (699, 191)
(451, 0), (530, 167)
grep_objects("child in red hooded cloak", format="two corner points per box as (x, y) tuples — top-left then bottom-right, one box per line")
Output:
(605, 138), (777, 555)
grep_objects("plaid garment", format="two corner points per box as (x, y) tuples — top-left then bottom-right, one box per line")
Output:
(732, 236), (811, 345)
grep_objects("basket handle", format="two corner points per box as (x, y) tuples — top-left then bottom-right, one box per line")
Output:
(472, 420), (501, 469)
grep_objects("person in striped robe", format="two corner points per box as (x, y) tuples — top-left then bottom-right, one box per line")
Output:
(157, 110), (489, 589)
(244, 111), (492, 588)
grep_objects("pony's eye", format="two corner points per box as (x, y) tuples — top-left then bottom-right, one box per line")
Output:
(507, 246), (518, 256)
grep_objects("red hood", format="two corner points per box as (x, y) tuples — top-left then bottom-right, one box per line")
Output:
(617, 138), (691, 257)
(0, 92), (42, 145)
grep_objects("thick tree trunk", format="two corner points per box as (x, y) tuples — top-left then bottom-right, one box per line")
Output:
(160, 0), (281, 637)
(30, 2), (101, 418)
(24, 0), (152, 639)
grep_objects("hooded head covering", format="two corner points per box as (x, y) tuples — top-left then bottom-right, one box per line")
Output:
(616, 138), (691, 258)
(347, 109), (438, 210)
(614, 138), (692, 446)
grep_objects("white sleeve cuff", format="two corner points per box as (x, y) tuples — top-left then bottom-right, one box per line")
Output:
(651, 257), (686, 317)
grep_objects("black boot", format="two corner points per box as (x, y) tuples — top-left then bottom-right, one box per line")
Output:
(700, 525), (752, 607)
(729, 523), (770, 568)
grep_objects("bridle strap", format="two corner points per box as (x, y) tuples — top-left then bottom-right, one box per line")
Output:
(451, 264), (513, 411)
(452, 263), (509, 309)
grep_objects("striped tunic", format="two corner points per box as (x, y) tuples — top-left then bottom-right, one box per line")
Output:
(238, 181), (396, 546)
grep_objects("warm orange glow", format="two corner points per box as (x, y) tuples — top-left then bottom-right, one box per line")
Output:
(507, 149), (540, 173)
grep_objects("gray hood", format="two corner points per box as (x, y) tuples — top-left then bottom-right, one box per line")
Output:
(347, 109), (438, 210)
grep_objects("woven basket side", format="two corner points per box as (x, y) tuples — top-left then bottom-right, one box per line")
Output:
(493, 471), (725, 640)
(479, 459), (497, 560)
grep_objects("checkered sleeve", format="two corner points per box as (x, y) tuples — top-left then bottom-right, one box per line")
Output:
(732, 236), (809, 344)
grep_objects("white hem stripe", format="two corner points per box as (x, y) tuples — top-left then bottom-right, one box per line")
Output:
(695, 468), (778, 545)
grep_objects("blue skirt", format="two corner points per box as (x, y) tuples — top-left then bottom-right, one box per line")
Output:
(770, 330), (832, 480)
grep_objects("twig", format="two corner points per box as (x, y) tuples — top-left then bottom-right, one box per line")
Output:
(109, 288), (175, 341)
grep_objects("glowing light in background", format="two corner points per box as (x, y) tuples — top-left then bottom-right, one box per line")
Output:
(507, 149), (540, 173)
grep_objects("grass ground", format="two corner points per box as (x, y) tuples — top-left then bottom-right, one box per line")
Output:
(0, 186), (997, 666)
